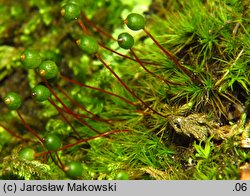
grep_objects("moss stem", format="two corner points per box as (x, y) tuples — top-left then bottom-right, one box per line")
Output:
(143, 28), (202, 85)
(96, 53), (166, 118)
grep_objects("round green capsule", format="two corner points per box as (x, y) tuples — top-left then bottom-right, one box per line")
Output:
(61, 3), (80, 21)
(44, 133), (62, 151)
(116, 171), (129, 180)
(125, 13), (145, 31)
(76, 36), (99, 55)
(32, 85), (51, 102)
(64, 162), (83, 179)
(19, 147), (35, 161)
(38, 60), (59, 79)
(118, 32), (134, 49)
(3, 92), (22, 110)
(20, 49), (42, 69)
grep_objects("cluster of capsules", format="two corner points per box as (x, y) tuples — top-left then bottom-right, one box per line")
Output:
(2, 2), (188, 179)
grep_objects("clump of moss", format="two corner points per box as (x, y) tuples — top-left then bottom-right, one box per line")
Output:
(0, 0), (249, 180)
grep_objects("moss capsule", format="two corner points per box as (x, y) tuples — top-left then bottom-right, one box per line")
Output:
(116, 171), (129, 180)
(118, 32), (134, 49)
(76, 36), (99, 55)
(32, 85), (51, 102)
(3, 92), (22, 110)
(125, 13), (145, 31)
(19, 147), (35, 161)
(20, 50), (42, 69)
(44, 133), (62, 151)
(64, 162), (83, 179)
(38, 60), (59, 79)
(61, 3), (80, 21)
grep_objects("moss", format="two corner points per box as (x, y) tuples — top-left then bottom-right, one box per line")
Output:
(0, 0), (249, 180)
